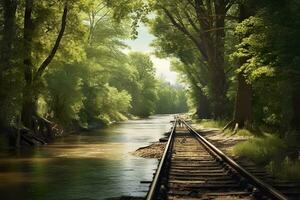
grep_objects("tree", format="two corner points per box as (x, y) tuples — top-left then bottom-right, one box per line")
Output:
(21, 0), (68, 135)
(0, 0), (18, 127)
(45, 63), (84, 127)
(150, 15), (211, 118)
(128, 52), (158, 117)
(149, 0), (235, 118)
(224, 3), (255, 130)
(171, 60), (211, 118)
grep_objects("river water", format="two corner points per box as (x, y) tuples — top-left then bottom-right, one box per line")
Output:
(0, 114), (173, 200)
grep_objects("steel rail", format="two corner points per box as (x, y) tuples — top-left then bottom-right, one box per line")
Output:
(181, 119), (288, 200)
(146, 118), (177, 200)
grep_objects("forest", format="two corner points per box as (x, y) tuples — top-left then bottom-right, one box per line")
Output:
(0, 0), (300, 185)
(0, 0), (188, 147)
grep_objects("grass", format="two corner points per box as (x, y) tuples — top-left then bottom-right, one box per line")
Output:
(233, 133), (300, 182)
(193, 119), (227, 129)
(234, 128), (253, 136)
(274, 159), (300, 183)
(232, 134), (286, 165)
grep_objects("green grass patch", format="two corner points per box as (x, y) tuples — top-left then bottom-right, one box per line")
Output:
(235, 129), (253, 136)
(233, 133), (300, 182)
(193, 119), (227, 129)
(267, 159), (300, 182)
(233, 134), (285, 165)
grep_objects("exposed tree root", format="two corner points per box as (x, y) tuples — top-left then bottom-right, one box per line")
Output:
(222, 120), (235, 131)
(222, 120), (239, 135)
(13, 114), (64, 147)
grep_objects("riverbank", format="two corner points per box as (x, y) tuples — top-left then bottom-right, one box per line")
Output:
(133, 142), (166, 158)
(133, 130), (170, 158)
(0, 114), (137, 149)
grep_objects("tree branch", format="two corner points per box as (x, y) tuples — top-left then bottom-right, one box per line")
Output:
(160, 5), (208, 60)
(34, 4), (68, 79)
(183, 10), (201, 33)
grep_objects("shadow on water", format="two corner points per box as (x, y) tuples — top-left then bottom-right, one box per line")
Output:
(0, 114), (174, 200)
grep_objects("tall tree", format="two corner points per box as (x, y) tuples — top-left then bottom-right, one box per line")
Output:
(224, 3), (254, 129)
(21, 0), (68, 131)
(0, 0), (17, 71)
(0, 0), (18, 126)
(150, 14), (211, 118)
(150, 0), (234, 118)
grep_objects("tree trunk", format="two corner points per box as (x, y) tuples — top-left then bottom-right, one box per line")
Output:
(182, 63), (212, 118)
(161, 1), (229, 119)
(21, 87), (38, 129)
(286, 86), (300, 160)
(197, 91), (211, 119)
(209, 63), (227, 119)
(21, 0), (67, 131)
(291, 88), (300, 131)
(232, 71), (252, 128)
(205, 1), (228, 119)
(0, 0), (18, 126)
(226, 4), (253, 130)
(0, 0), (17, 71)
(21, 0), (35, 129)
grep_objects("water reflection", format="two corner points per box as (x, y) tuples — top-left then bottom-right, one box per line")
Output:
(0, 114), (173, 200)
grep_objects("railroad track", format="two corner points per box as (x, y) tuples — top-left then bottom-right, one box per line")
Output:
(146, 118), (299, 200)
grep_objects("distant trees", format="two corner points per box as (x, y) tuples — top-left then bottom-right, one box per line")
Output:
(155, 80), (188, 114)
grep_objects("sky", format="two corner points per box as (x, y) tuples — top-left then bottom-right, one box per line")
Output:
(123, 24), (178, 84)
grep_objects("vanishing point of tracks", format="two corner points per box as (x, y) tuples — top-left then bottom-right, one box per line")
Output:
(146, 118), (298, 200)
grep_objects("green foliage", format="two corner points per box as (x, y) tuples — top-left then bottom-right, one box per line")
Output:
(232, 16), (276, 83)
(0, 0), (168, 131)
(104, 0), (150, 38)
(127, 52), (158, 117)
(1, 0), (298, 148)
(231, 1), (300, 130)
(97, 87), (131, 123)
(45, 63), (84, 126)
(155, 80), (188, 114)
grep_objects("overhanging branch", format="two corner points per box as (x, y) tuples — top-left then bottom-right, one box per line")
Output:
(34, 4), (68, 79)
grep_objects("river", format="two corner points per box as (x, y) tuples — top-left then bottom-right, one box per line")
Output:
(0, 114), (174, 200)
